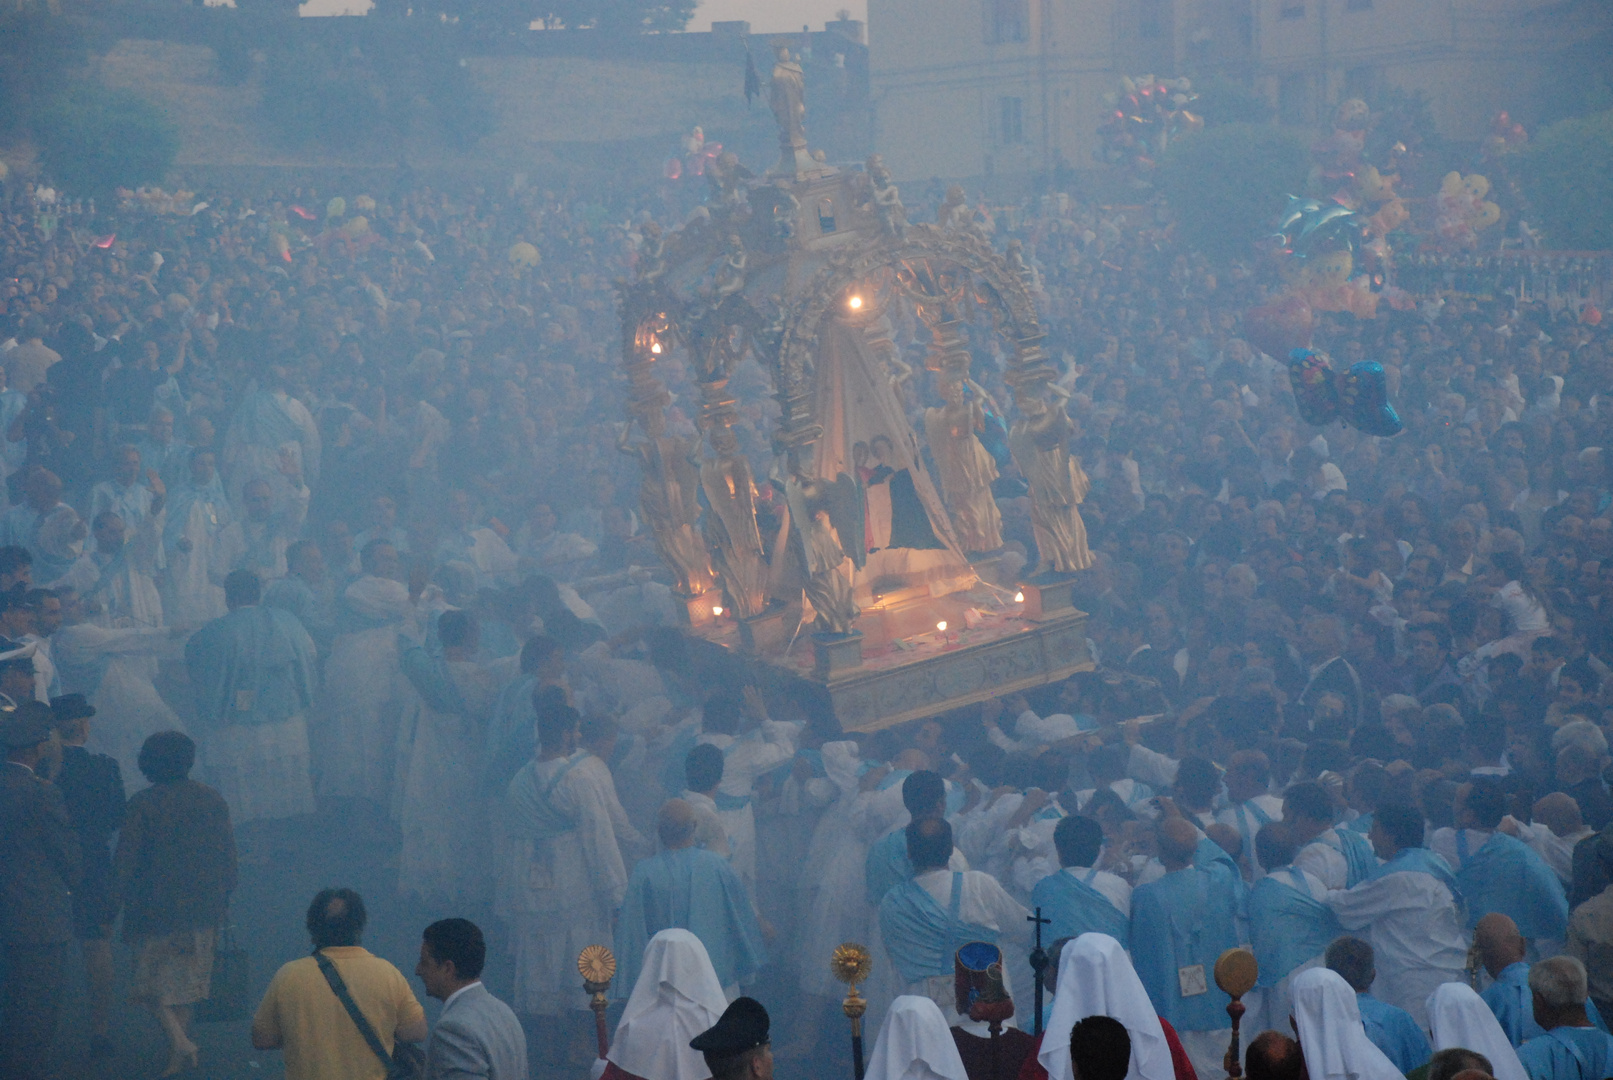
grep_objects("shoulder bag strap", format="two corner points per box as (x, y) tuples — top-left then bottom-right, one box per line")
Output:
(312, 950), (395, 1071)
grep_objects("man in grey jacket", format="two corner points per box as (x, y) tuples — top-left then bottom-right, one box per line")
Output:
(416, 919), (527, 1080)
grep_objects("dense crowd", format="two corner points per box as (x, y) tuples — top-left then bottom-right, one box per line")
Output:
(0, 161), (1611, 1080)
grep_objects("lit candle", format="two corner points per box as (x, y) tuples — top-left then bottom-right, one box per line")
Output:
(650, 341), (662, 354)
(848, 295), (864, 310)
(936, 621), (947, 633)
(1014, 591), (1025, 603)
(712, 605), (724, 617)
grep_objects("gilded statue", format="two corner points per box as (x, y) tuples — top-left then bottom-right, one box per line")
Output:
(865, 155), (907, 237)
(786, 475), (860, 635)
(769, 42), (817, 178)
(923, 378), (1004, 553)
(1008, 390), (1094, 575)
(706, 235), (747, 309)
(637, 222), (666, 283)
(700, 424), (768, 618)
(618, 409), (714, 597)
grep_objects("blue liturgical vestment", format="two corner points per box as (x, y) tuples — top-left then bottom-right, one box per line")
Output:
(866, 828), (913, 906)
(1248, 867), (1341, 988)
(1454, 831), (1569, 940)
(1357, 992), (1432, 1073)
(1130, 858), (1242, 1031)
(1332, 826), (1379, 887)
(1516, 1027), (1613, 1080)
(615, 846), (765, 993)
(1030, 866), (1129, 948)
(879, 871), (999, 985)
(184, 604), (316, 728)
(1483, 962), (1609, 1046)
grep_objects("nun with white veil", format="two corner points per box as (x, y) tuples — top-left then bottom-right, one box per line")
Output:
(603, 929), (728, 1080)
(1289, 968), (1404, 1080)
(1038, 934), (1177, 1080)
(864, 996), (970, 1080)
(1426, 982), (1528, 1080)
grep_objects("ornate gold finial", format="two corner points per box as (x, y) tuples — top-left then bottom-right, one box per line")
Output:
(831, 943), (873, 986)
(580, 945), (617, 1060)
(579, 944), (617, 986)
(1215, 947), (1259, 1080)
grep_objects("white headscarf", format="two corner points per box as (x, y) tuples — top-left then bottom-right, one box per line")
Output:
(1426, 982), (1528, 1080)
(865, 996), (970, 1080)
(1037, 934), (1174, 1080)
(1290, 968), (1404, 1080)
(608, 929), (728, 1080)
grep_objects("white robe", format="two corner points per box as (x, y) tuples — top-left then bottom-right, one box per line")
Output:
(507, 752), (642, 1016)
(697, 719), (797, 892)
(397, 657), (510, 906)
(1326, 868), (1468, 1028)
(163, 486), (238, 627)
(57, 624), (183, 796)
(314, 577), (419, 806)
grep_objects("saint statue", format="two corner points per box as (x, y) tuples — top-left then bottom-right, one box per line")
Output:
(786, 476), (860, 635)
(1008, 390), (1094, 575)
(923, 378), (1004, 554)
(768, 43), (819, 178)
(618, 408), (713, 598)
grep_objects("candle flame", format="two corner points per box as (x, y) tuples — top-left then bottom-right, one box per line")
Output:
(936, 621), (947, 633)
(1014, 591), (1025, 603)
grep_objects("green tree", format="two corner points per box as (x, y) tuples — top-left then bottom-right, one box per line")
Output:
(31, 81), (179, 200)
(1515, 109), (1613, 250)
(1157, 122), (1308, 259)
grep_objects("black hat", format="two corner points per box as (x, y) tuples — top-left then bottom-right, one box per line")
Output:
(689, 996), (770, 1054)
(0, 703), (55, 750)
(50, 693), (95, 724)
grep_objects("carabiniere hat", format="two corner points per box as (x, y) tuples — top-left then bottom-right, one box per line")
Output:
(689, 996), (770, 1054)
(1, 703), (56, 750)
(50, 693), (96, 723)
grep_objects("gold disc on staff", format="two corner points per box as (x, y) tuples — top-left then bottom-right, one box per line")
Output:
(579, 944), (617, 986)
(831, 942), (872, 986)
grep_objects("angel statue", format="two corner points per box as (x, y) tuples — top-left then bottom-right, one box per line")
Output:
(865, 154), (907, 237)
(786, 474), (863, 635)
(1008, 387), (1094, 575)
(705, 235), (747, 309)
(924, 377), (1004, 553)
(636, 221), (667, 283)
(618, 409), (714, 597)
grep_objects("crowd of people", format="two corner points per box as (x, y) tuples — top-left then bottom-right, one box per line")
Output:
(0, 156), (1612, 1080)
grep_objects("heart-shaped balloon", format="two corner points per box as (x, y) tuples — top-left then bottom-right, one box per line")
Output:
(1288, 348), (1341, 426)
(1244, 295), (1314, 358)
(1339, 360), (1403, 437)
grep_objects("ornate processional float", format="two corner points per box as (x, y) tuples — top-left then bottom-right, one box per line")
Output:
(617, 42), (1094, 733)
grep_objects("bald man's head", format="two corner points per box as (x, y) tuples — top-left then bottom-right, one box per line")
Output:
(658, 798), (698, 850)
(1474, 912), (1525, 979)
(1159, 817), (1200, 870)
(1532, 793), (1583, 838)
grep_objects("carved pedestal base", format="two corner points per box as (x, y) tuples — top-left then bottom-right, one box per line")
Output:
(1019, 573), (1080, 621)
(676, 591), (721, 628)
(739, 607), (790, 654)
(813, 630), (865, 679)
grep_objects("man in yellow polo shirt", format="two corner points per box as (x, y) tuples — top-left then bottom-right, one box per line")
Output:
(252, 888), (428, 1080)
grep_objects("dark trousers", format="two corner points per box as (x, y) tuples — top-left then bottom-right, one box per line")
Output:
(0, 941), (67, 1080)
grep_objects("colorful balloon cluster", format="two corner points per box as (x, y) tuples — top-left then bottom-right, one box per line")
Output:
(1266, 197), (1387, 319)
(1433, 171), (1501, 251)
(1482, 111), (1529, 163)
(1096, 75), (1202, 178)
(664, 126), (723, 182)
(1287, 349), (1403, 437)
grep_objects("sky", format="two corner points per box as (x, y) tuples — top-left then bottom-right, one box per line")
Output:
(295, 0), (868, 33)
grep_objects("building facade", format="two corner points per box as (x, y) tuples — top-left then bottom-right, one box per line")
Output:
(869, 0), (1610, 184)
